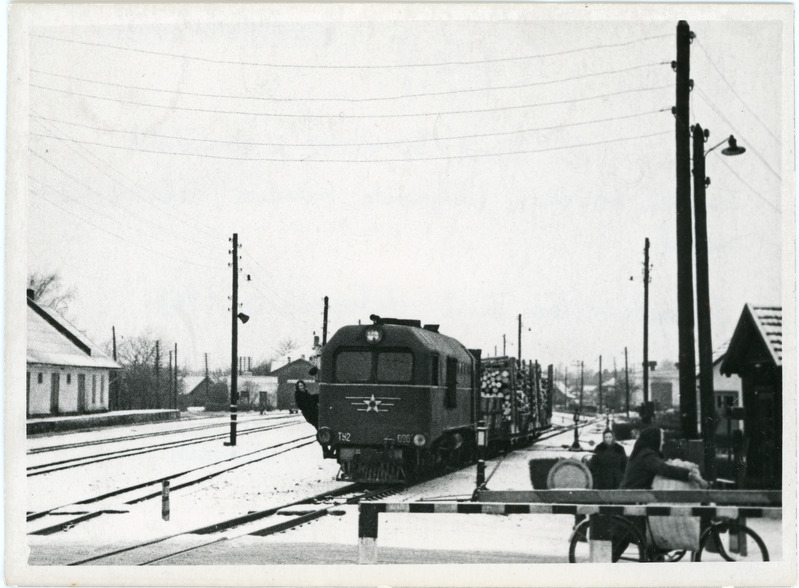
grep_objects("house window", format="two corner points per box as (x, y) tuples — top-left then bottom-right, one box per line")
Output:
(101, 375), (105, 403)
(67, 374), (72, 385)
(38, 373), (43, 384)
(92, 375), (97, 403)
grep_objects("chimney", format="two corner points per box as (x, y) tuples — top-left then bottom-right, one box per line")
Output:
(314, 335), (320, 347)
(27, 288), (34, 300)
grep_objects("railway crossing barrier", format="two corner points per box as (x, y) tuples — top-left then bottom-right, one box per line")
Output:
(357, 490), (781, 564)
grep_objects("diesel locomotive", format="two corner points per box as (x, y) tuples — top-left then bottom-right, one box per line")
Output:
(315, 315), (553, 482)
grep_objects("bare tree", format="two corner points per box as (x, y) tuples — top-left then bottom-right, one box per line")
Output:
(27, 271), (76, 315)
(273, 338), (299, 359)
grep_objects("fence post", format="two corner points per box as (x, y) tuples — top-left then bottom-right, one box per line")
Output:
(588, 515), (612, 562)
(162, 480), (170, 521)
(358, 503), (379, 564)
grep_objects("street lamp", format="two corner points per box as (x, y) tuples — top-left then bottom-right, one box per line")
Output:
(692, 125), (745, 481)
(475, 421), (488, 488)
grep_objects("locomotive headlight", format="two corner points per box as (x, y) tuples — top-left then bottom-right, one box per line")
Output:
(317, 427), (334, 444)
(364, 328), (383, 344)
(412, 433), (427, 447)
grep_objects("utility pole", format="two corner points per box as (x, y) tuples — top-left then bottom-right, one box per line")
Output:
(168, 350), (173, 409)
(693, 122), (717, 480)
(112, 326), (118, 410)
(675, 20), (698, 439)
(229, 233), (239, 446)
(205, 353), (210, 403)
(598, 355), (603, 413)
(322, 296), (329, 345)
(624, 347), (630, 418)
(155, 341), (160, 409)
(174, 342), (178, 410)
(517, 314), (522, 362)
(503, 334), (506, 356)
(579, 361), (584, 416)
(564, 367), (568, 410)
(643, 238), (651, 425)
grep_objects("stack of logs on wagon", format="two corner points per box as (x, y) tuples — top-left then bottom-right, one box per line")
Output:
(479, 357), (553, 446)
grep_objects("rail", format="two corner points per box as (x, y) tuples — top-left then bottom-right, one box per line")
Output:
(357, 490), (781, 564)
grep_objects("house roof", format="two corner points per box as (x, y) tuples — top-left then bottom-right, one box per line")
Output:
(182, 375), (211, 395)
(720, 304), (782, 376)
(27, 297), (120, 369)
(270, 358), (317, 379)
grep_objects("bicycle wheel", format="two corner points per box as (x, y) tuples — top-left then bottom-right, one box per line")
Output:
(694, 521), (769, 562)
(568, 516), (646, 563)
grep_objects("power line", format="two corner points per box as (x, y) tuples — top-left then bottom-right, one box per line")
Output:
(31, 82), (671, 119)
(30, 115), (221, 251)
(31, 32), (671, 69)
(695, 39), (779, 144)
(715, 155), (781, 213)
(31, 128), (672, 163)
(29, 188), (220, 270)
(31, 109), (665, 149)
(696, 88), (781, 181)
(30, 62), (666, 104)
(29, 148), (223, 260)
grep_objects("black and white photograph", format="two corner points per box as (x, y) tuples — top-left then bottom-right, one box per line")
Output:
(5, 3), (795, 586)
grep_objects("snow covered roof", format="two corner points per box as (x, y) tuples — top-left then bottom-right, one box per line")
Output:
(721, 304), (782, 375)
(27, 297), (120, 369)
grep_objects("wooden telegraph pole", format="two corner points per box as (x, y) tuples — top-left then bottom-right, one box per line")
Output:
(643, 238), (651, 425)
(228, 233), (239, 446)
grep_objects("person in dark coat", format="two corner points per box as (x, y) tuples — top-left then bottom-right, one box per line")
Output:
(588, 429), (628, 490)
(294, 380), (318, 430)
(620, 427), (708, 489)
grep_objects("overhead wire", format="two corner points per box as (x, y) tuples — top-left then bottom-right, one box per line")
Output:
(695, 88), (781, 181)
(28, 188), (220, 270)
(31, 32), (671, 69)
(31, 109), (666, 149)
(714, 155), (781, 213)
(30, 62), (667, 104)
(32, 128), (673, 163)
(30, 115), (221, 252)
(29, 148), (224, 261)
(695, 39), (780, 144)
(30, 82), (672, 119)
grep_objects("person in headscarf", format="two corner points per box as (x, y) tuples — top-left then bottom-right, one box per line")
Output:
(294, 380), (318, 429)
(620, 427), (708, 489)
(588, 428), (628, 490)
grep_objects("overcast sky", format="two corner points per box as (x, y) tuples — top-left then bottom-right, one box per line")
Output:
(10, 3), (791, 374)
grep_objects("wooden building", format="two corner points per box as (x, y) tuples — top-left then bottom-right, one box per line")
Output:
(720, 304), (782, 489)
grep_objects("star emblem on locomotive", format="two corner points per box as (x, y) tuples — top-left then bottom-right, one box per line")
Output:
(363, 394), (382, 412)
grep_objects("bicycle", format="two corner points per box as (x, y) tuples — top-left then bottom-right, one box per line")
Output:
(568, 512), (769, 563)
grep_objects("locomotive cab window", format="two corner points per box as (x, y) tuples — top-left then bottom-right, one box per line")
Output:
(334, 348), (414, 383)
(431, 354), (439, 386)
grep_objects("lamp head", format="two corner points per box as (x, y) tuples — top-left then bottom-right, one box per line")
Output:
(722, 135), (746, 156)
(237, 313), (250, 324)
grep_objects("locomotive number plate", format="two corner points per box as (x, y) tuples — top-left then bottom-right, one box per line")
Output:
(338, 432), (351, 442)
(396, 434), (411, 444)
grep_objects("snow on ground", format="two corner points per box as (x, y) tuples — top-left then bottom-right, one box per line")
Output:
(26, 411), (785, 566)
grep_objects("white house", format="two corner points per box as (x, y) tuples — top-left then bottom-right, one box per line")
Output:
(27, 291), (121, 417)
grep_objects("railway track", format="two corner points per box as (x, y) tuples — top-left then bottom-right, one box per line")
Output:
(65, 484), (406, 566)
(27, 420), (303, 477)
(28, 413), (300, 455)
(27, 435), (317, 529)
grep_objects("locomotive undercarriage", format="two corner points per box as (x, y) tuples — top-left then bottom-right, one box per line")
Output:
(334, 430), (476, 483)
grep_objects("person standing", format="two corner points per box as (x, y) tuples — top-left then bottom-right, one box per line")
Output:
(588, 429), (628, 490)
(294, 380), (318, 429)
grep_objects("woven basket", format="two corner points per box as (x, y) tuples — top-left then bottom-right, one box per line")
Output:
(648, 459), (701, 551)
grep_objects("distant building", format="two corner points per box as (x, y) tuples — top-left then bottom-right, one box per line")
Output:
(26, 290), (121, 417)
(270, 358), (318, 411)
(179, 375), (214, 409)
(720, 304), (782, 489)
(223, 374), (279, 411)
